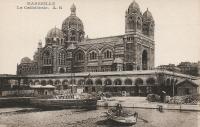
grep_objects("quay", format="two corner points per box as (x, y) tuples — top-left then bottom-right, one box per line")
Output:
(97, 97), (200, 111)
(0, 96), (200, 111)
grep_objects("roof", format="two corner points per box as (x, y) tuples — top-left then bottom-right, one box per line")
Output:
(21, 57), (32, 64)
(30, 85), (56, 89)
(192, 79), (200, 86)
(176, 79), (199, 87)
(80, 35), (124, 45)
(46, 27), (64, 38)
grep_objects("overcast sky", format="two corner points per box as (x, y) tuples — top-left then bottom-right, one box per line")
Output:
(0, 0), (200, 74)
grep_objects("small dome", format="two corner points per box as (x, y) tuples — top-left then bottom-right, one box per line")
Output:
(128, 0), (140, 13)
(46, 27), (64, 38)
(21, 57), (32, 64)
(62, 4), (84, 33)
(143, 9), (154, 21)
(114, 58), (123, 64)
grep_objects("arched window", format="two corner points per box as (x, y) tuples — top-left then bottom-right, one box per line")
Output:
(95, 79), (102, 85)
(75, 51), (85, 62)
(62, 80), (68, 85)
(47, 80), (53, 85)
(42, 51), (52, 65)
(135, 78), (143, 86)
(55, 80), (61, 85)
(78, 79), (85, 85)
(41, 80), (46, 86)
(58, 52), (66, 65)
(146, 78), (155, 85)
(142, 50), (148, 70)
(70, 30), (76, 41)
(104, 79), (112, 85)
(89, 51), (97, 60)
(86, 79), (93, 85)
(114, 79), (122, 85)
(103, 49), (112, 59)
(137, 18), (141, 30)
(124, 79), (132, 85)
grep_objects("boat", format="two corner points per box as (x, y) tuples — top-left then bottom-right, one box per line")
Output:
(30, 93), (97, 109)
(105, 104), (138, 125)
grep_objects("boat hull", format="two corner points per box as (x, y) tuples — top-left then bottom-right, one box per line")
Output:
(30, 98), (97, 109)
(106, 112), (137, 125)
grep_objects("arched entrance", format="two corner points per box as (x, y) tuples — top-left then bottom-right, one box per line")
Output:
(59, 68), (65, 73)
(142, 50), (148, 70)
(135, 78), (143, 96)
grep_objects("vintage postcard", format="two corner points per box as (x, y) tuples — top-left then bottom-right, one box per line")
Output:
(0, 0), (200, 127)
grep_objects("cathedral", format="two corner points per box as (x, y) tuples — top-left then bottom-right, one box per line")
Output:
(17, 1), (155, 76)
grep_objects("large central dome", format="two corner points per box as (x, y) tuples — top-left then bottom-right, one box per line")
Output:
(62, 4), (85, 43)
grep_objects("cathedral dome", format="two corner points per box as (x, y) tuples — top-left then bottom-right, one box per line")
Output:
(62, 4), (84, 35)
(143, 9), (154, 21)
(46, 27), (64, 38)
(21, 57), (32, 64)
(128, 0), (141, 14)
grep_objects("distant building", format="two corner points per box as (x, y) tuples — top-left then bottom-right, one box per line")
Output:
(157, 64), (181, 72)
(177, 62), (199, 76)
(17, 1), (155, 76)
(157, 62), (200, 76)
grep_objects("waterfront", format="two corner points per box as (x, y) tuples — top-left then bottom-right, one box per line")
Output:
(0, 107), (199, 127)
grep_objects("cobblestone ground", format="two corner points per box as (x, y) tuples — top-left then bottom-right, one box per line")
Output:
(0, 107), (199, 127)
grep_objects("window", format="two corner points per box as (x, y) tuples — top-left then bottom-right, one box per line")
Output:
(89, 51), (97, 60)
(43, 51), (52, 65)
(103, 50), (112, 59)
(58, 52), (66, 65)
(76, 52), (84, 61)
(137, 18), (141, 30)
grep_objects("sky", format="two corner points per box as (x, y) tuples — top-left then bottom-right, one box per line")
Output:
(0, 0), (200, 74)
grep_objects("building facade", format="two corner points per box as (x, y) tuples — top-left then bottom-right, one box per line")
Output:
(17, 1), (155, 76)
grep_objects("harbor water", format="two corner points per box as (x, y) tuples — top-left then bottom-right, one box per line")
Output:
(0, 107), (199, 127)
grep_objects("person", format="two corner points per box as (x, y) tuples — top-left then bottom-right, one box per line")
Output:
(116, 103), (122, 116)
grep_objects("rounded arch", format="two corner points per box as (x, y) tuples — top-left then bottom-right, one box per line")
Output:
(41, 80), (46, 86)
(114, 79), (122, 85)
(95, 79), (102, 85)
(55, 80), (61, 85)
(137, 17), (142, 30)
(135, 78), (143, 86)
(101, 46), (114, 59)
(124, 78), (132, 85)
(142, 50), (148, 70)
(34, 80), (40, 85)
(88, 50), (98, 60)
(86, 79), (93, 85)
(41, 48), (53, 65)
(62, 80), (68, 85)
(74, 49), (85, 62)
(59, 68), (65, 73)
(47, 80), (53, 85)
(146, 78), (155, 85)
(69, 79), (76, 84)
(104, 78), (112, 86)
(78, 79), (85, 85)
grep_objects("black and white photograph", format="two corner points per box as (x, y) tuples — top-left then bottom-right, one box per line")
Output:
(0, 0), (200, 126)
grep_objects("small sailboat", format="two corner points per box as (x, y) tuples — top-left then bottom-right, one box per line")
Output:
(105, 104), (138, 125)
